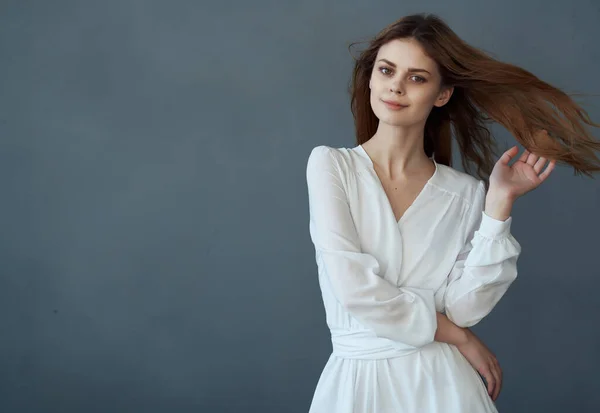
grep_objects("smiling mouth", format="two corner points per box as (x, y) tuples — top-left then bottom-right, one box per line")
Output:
(382, 100), (408, 109)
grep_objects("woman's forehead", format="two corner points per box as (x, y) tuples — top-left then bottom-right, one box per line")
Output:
(376, 39), (436, 71)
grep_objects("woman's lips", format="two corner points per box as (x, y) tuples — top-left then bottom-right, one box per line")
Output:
(382, 100), (408, 110)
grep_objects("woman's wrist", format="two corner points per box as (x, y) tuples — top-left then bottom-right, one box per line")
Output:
(457, 327), (473, 346)
(435, 312), (470, 346)
(484, 187), (515, 221)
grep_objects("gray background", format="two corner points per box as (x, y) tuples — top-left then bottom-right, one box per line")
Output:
(1, 0), (599, 412)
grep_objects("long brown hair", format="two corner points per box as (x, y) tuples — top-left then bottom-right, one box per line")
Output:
(349, 13), (600, 180)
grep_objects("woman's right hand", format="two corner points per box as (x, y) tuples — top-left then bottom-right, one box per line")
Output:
(456, 329), (503, 401)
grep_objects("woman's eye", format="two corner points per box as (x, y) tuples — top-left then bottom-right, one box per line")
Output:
(410, 75), (426, 83)
(379, 67), (392, 75)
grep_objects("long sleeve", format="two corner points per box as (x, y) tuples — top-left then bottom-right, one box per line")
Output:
(443, 180), (521, 328)
(306, 146), (437, 348)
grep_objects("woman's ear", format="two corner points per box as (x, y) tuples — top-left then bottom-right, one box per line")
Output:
(434, 86), (454, 107)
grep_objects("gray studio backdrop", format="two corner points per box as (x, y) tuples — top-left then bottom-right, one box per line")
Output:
(1, 1), (598, 412)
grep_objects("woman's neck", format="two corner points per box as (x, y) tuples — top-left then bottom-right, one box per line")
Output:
(362, 124), (431, 179)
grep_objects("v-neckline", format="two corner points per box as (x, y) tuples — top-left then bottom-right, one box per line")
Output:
(356, 144), (438, 225)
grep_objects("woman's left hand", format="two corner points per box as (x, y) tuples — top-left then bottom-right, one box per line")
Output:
(456, 329), (503, 401)
(489, 138), (556, 201)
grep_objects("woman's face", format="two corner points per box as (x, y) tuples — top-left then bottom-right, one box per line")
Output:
(369, 38), (453, 128)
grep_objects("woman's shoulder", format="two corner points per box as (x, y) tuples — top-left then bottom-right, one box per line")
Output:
(307, 144), (338, 161)
(434, 163), (485, 205)
(306, 144), (366, 173)
(307, 144), (359, 159)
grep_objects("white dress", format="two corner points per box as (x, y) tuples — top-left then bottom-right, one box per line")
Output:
(305, 145), (521, 413)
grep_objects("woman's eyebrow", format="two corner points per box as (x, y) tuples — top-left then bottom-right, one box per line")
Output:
(376, 59), (431, 75)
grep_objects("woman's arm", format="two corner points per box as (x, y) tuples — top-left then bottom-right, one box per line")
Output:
(484, 183), (515, 221)
(435, 312), (503, 401)
(306, 146), (438, 348)
(434, 312), (469, 345)
(443, 181), (521, 327)
(445, 146), (555, 327)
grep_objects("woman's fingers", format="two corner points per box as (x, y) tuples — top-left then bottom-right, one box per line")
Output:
(480, 367), (496, 398)
(533, 156), (547, 174)
(526, 151), (539, 166)
(539, 160), (556, 182)
(490, 362), (502, 400)
(499, 146), (519, 165)
(523, 149), (556, 183)
(518, 148), (530, 163)
(481, 360), (503, 401)
(496, 359), (503, 399)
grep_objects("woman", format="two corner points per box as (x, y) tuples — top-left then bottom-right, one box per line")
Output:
(305, 13), (600, 413)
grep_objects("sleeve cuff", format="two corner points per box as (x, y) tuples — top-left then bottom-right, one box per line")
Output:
(477, 211), (512, 239)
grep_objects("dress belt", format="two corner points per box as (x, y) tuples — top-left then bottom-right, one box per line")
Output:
(330, 329), (420, 360)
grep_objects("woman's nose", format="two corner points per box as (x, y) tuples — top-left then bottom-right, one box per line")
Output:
(389, 79), (404, 95)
